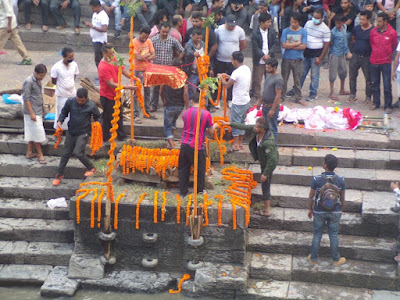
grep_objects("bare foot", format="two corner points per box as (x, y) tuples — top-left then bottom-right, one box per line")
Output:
(296, 99), (308, 106)
(25, 152), (36, 159)
(255, 210), (272, 217)
(329, 94), (339, 101)
(339, 90), (350, 95)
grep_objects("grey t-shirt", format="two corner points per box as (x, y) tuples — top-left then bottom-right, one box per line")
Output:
(22, 74), (44, 116)
(262, 73), (283, 104)
(215, 24), (246, 63)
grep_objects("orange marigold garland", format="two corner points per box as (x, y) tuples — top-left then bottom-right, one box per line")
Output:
(135, 193), (147, 229)
(90, 189), (98, 228)
(215, 195), (223, 226)
(89, 121), (103, 156)
(186, 194), (192, 226)
(202, 194), (213, 227)
(97, 188), (104, 228)
(53, 128), (63, 149)
(113, 193), (125, 230)
(176, 194), (182, 224)
(169, 273), (191, 294)
(153, 190), (158, 223)
(161, 191), (169, 222)
(75, 189), (91, 224)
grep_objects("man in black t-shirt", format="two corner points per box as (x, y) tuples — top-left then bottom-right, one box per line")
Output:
(347, 10), (373, 103)
(329, 0), (358, 36)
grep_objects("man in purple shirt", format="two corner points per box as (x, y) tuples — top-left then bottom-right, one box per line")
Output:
(178, 92), (218, 197)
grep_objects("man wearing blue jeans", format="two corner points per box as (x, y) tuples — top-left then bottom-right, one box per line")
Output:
(307, 154), (346, 266)
(296, 8), (330, 102)
(100, 0), (122, 37)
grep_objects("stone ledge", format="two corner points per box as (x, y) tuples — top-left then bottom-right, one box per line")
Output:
(0, 264), (53, 285)
(40, 266), (79, 297)
(248, 229), (396, 263)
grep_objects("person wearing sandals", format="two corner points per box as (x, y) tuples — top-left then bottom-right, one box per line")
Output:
(132, 26), (156, 124)
(22, 64), (48, 164)
(221, 117), (278, 217)
(0, 0), (32, 65)
(53, 88), (101, 186)
(257, 57), (283, 142)
(347, 10), (373, 104)
(219, 51), (251, 151)
(23, 0), (50, 32)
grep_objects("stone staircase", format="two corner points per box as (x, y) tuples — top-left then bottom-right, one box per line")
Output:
(0, 134), (82, 286)
(241, 145), (400, 298)
(0, 129), (400, 298)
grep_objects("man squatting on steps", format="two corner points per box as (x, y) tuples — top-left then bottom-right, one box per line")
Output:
(53, 88), (101, 186)
(222, 117), (278, 217)
(307, 154), (347, 266)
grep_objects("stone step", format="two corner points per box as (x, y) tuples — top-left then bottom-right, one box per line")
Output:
(0, 198), (69, 220)
(0, 176), (82, 200)
(220, 147), (400, 171)
(248, 229), (396, 263)
(0, 217), (74, 243)
(0, 264), (53, 286)
(240, 279), (398, 299)
(249, 207), (396, 238)
(0, 241), (73, 266)
(249, 164), (400, 192)
(249, 253), (399, 291)
(252, 183), (363, 213)
(0, 154), (85, 179)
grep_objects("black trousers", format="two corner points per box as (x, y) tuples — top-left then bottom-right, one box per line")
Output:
(178, 144), (206, 196)
(100, 96), (126, 142)
(261, 172), (273, 200)
(93, 42), (104, 68)
(57, 131), (94, 175)
(214, 60), (234, 102)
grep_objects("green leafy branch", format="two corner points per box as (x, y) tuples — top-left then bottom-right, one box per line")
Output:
(120, 0), (142, 17)
(114, 49), (125, 66)
(203, 13), (215, 28)
(198, 77), (219, 98)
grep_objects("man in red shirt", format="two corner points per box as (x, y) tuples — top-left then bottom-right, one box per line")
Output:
(369, 12), (397, 114)
(98, 43), (137, 143)
(178, 92), (218, 197)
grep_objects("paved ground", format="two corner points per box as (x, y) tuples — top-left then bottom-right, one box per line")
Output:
(1, 48), (400, 139)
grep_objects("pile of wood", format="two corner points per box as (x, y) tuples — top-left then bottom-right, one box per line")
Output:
(80, 78), (101, 108)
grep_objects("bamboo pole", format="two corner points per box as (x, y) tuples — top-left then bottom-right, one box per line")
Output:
(129, 16), (135, 140)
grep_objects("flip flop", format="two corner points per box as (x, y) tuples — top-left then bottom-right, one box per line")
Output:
(38, 158), (47, 164)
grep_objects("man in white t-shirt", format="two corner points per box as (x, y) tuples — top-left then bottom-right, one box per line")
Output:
(215, 15), (247, 102)
(218, 51), (251, 151)
(51, 47), (79, 130)
(85, 0), (109, 68)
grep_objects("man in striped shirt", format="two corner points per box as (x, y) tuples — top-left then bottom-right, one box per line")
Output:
(178, 92), (218, 197)
(297, 8), (331, 102)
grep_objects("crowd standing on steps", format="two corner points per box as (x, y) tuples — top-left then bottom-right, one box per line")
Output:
(8, 0), (400, 267)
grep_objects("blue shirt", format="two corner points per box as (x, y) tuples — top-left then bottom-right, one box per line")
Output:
(330, 25), (350, 56)
(281, 27), (307, 60)
(351, 25), (373, 56)
(311, 171), (345, 213)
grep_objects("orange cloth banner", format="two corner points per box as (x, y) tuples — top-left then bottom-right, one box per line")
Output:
(144, 64), (187, 89)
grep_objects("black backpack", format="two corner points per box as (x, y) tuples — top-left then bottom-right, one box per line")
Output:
(316, 174), (340, 211)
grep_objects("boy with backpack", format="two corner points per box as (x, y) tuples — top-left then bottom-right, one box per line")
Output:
(307, 154), (346, 266)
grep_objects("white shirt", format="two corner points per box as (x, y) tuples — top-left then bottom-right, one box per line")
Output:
(0, 0), (17, 29)
(259, 28), (269, 64)
(51, 60), (79, 98)
(90, 10), (109, 43)
(230, 65), (251, 105)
